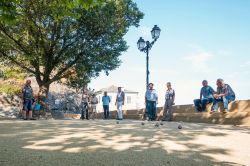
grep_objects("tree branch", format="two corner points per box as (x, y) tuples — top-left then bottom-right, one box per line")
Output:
(0, 50), (36, 74)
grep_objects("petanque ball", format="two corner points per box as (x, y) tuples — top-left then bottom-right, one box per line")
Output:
(178, 124), (182, 129)
(155, 123), (159, 127)
(116, 121), (119, 124)
(141, 122), (145, 125)
(160, 122), (164, 125)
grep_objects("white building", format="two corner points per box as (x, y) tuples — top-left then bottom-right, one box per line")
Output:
(95, 85), (139, 112)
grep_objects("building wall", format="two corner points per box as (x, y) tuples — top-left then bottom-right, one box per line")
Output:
(96, 92), (138, 112)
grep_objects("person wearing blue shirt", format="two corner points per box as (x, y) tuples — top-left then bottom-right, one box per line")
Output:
(102, 91), (111, 120)
(193, 80), (215, 112)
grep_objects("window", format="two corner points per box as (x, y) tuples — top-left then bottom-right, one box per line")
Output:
(127, 96), (131, 104)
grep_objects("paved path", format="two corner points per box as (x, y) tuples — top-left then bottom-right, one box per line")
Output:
(0, 120), (249, 166)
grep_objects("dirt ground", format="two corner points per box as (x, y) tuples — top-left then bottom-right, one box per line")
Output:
(0, 119), (249, 166)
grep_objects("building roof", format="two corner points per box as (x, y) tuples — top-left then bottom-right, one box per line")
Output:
(96, 85), (138, 94)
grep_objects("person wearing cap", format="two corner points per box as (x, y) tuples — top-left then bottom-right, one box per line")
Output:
(211, 79), (235, 113)
(115, 87), (125, 120)
(162, 82), (175, 121)
(193, 80), (215, 112)
(145, 83), (158, 121)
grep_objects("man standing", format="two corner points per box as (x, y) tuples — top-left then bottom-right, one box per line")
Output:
(212, 79), (235, 113)
(81, 91), (89, 120)
(90, 94), (98, 120)
(22, 80), (33, 120)
(162, 82), (175, 121)
(193, 80), (215, 112)
(115, 87), (125, 120)
(145, 83), (158, 121)
(102, 91), (111, 120)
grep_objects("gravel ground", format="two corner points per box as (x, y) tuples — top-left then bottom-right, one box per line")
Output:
(0, 120), (249, 166)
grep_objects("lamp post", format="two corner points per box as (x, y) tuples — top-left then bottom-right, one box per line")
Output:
(137, 25), (161, 90)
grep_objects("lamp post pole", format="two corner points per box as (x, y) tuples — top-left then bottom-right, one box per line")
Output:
(146, 45), (149, 90)
(137, 25), (161, 91)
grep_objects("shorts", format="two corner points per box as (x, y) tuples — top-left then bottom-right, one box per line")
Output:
(23, 99), (33, 111)
(91, 104), (97, 113)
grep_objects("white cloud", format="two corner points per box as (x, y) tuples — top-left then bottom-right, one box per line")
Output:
(183, 51), (214, 72)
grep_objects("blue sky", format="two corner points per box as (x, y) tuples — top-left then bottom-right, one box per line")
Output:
(90, 0), (250, 106)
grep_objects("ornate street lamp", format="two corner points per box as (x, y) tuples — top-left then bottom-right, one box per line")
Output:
(137, 25), (161, 90)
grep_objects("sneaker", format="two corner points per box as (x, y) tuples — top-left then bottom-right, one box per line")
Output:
(223, 109), (228, 113)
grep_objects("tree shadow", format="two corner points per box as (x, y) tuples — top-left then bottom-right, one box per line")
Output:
(0, 120), (248, 166)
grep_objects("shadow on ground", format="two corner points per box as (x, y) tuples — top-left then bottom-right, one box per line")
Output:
(0, 120), (248, 166)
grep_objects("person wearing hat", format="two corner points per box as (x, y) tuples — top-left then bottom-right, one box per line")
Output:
(145, 83), (158, 121)
(193, 80), (215, 112)
(115, 87), (125, 120)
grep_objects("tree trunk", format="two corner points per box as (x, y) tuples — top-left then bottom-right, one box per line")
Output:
(38, 83), (50, 112)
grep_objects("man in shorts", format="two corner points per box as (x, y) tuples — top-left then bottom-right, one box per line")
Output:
(22, 80), (34, 120)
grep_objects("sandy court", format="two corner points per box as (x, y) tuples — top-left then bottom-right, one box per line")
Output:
(0, 119), (249, 166)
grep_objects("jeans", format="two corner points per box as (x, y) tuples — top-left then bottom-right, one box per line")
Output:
(81, 103), (88, 119)
(117, 102), (123, 120)
(212, 95), (235, 111)
(103, 105), (109, 119)
(146, 101), (157, 121)
(193, 98), (214, 112)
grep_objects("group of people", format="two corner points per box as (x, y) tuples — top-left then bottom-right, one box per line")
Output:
(144, 78), (236, 122)
(20, 78), (235, 121)
(145, 82), (175, 121)
(194, 78), (235, 113)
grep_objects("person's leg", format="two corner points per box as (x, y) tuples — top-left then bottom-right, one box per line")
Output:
(117, 103), (123, 120)
(152, 101), (156, 121)
(169, 100), (173, 121)
(211, 98), (222, 112)
(107, 105), (109, 119)
(86, 105), (89, 120)
(162, 101), (167, 121)
(165, 100), (172, 121)
(147, 102), (152, 120)
(28, 100), (33, 119)
(103, 105), (106, 119)
(201, 98), (209, 112)
(193, 99), (202, 112)
(23, 100), (28, 120)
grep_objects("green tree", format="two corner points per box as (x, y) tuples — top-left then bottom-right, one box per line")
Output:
(0, 0), (143, 97)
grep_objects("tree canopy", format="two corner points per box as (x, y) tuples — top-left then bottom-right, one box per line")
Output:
(0, 0), (143, 95)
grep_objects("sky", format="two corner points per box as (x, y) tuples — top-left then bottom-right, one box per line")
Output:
(89, 0), (250, 107)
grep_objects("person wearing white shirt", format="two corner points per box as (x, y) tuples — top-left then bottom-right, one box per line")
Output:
(115, 87), (125, 120)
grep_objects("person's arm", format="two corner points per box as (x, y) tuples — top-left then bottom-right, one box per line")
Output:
(200, 88), (202, 100)
(123, 92), (125, 105)
(109, 96), (111, 103)
(172, 90), (175, 105)
(156, 92), (158, 104)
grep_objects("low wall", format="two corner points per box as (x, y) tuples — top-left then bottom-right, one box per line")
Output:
(95, 100), (250, 125)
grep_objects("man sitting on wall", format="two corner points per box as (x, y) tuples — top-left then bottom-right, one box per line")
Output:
(211, 78), (235, 113)
(193, 80), (215, 112)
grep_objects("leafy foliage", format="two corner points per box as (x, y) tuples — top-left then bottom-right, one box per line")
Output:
(0, 0), (143, 94)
